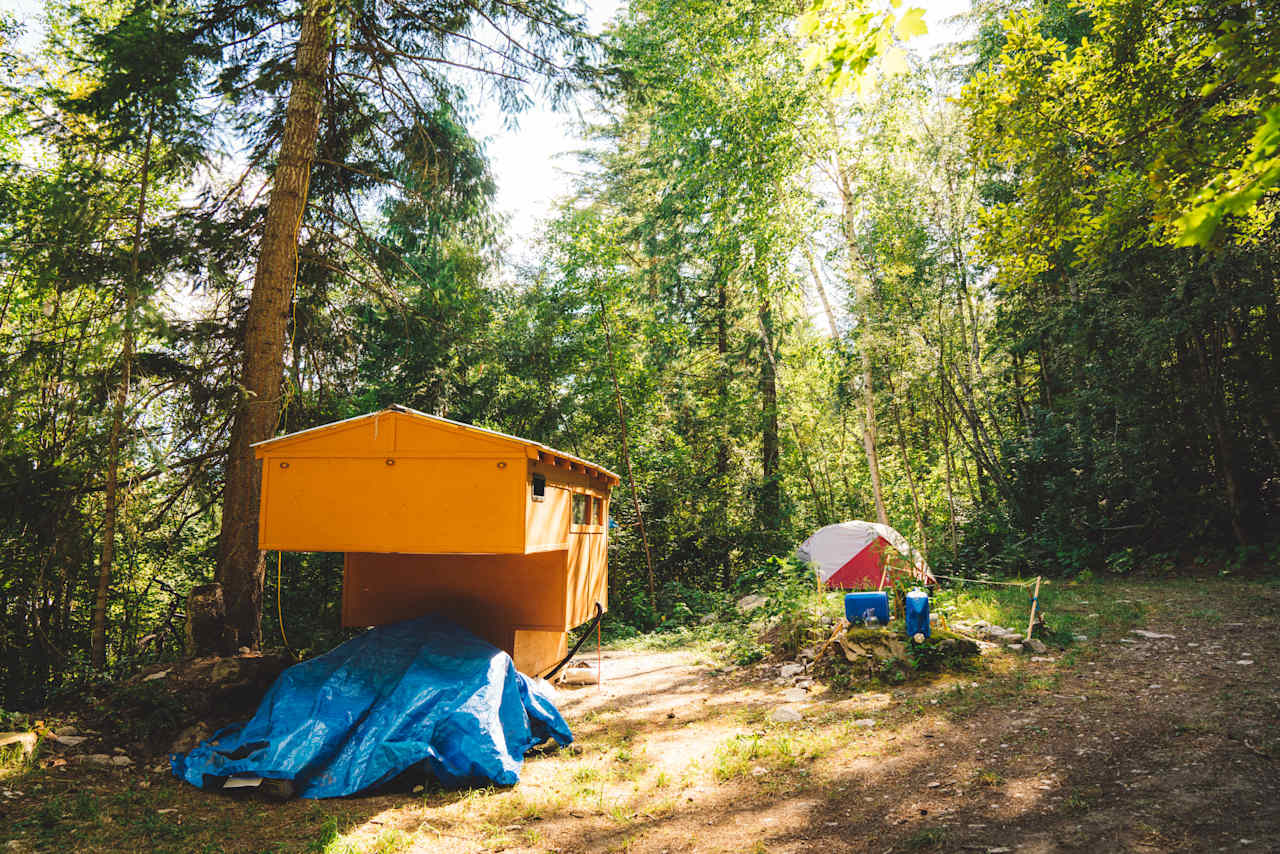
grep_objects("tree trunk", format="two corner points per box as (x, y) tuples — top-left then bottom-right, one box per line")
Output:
(858, 344), (888, 526)
(758, 295), (781, 535)
(835, 167), (888, 526)
(1191, 328), (1250, 547)
(216, 0), (335, 650)
(888, 375), (927, 555)
(91, 107), (154, 671)
(716, 278), (733, 586)
(802, 243), (839, 337)
(598, 297), (656, 613)
(938, 403), (959, 559)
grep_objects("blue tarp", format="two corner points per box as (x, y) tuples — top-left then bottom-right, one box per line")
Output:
(171, 614), (572, 798)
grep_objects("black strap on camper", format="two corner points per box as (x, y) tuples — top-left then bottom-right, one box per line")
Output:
(544, 602), (604, 681)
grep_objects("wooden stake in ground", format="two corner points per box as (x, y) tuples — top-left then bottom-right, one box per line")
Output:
(1025, 576), (1042, 641)
(813, 618), (850, 663)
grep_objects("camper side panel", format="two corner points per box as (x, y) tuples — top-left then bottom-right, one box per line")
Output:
(260, 454), (525, 553)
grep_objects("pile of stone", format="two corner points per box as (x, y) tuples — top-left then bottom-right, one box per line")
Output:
(950, 620), (1049, 654)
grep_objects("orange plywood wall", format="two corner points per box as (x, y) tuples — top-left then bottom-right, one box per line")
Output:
(343, 551), (567, 634)
(526, 458), (610, 624)
(566, 527), (608, 627)
(252, 408), (617, 675)
(343, 551), (586, 675)
(257, 412), (527, 554)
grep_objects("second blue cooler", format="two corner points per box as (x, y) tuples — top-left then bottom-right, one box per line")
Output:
(904, 589), (930, 640)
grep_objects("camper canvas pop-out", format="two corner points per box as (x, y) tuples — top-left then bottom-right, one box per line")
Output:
(252, 405), (617, 676)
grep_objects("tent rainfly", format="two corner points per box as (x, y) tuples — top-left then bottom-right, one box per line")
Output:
(796, 521), (935, 589)
(252, 405), (619, 677)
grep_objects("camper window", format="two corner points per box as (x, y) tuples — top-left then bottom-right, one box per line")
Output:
(532, 474), (546, 501)
(572, 493), (588, 525)
(593, 496), (603, 524)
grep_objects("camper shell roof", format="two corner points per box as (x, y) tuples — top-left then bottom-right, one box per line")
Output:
(251, 404), (620, 485)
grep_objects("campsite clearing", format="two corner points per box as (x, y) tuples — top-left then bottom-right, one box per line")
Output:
(3, 577), (1278, 853)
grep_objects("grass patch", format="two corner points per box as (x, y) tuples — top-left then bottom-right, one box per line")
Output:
(712, 728), (834, 782)
(904, 825), (949, 849)
(934, 578), (1144, 646)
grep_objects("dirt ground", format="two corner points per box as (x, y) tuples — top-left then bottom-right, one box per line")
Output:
(2, 578), (1278, 853)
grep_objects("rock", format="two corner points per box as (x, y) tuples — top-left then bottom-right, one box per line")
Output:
(237, 646), (252, 656)
(1073, 634), (1088, 642)
(51, 735), (87, 748)
(1131, 629), (1175, 639)
(412, 784), (425, 794)
(559, 664), (599, 685)
(0, 733), (37, 756)
(1007, 643), (1024, 653)
(794, 678), (814, 689)
(780, 687), (808, 703)
(109, 755), (133, 767)
(698, 613), (717, 625)
(81, 754), (115, 766)
(170, 723), (212, 755)
(57, 726), (79, 737)
(842, 641), (868, 659)
(779, 663), (805, 679)
(736, 594), (768, 613)
(1235, 660), (1254, 666)
(6, 841), (28, 851)
(819, 615), (834, 628)
(1030, 656), (1055, 662)
(1027, 638), (1048, 654)
(770, 705), (803, 723)
(852, 718), (876, 728)
(141, 669), (170, 682)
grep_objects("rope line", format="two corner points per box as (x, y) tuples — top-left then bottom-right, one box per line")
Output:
(931, 572), (1038, 588)
(276, 550), (294, 657)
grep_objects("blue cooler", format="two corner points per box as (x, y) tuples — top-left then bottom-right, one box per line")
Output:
(905, 589), (930, 640)
(845, 591), (890, 625)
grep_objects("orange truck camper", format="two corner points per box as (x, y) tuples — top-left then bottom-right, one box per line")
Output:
(252, 405), (616, 676)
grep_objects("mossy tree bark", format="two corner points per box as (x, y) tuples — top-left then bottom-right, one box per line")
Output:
(215, 0), (335, 650)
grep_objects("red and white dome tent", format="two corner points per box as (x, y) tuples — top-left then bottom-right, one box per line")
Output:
(796, 521), (936, 590)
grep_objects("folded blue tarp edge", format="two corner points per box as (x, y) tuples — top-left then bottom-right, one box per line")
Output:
(170, 614), (572, 798)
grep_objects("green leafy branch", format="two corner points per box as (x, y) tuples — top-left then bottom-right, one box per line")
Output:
(1176, 99), (1280, 247)
(798, 0), (927, 96)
